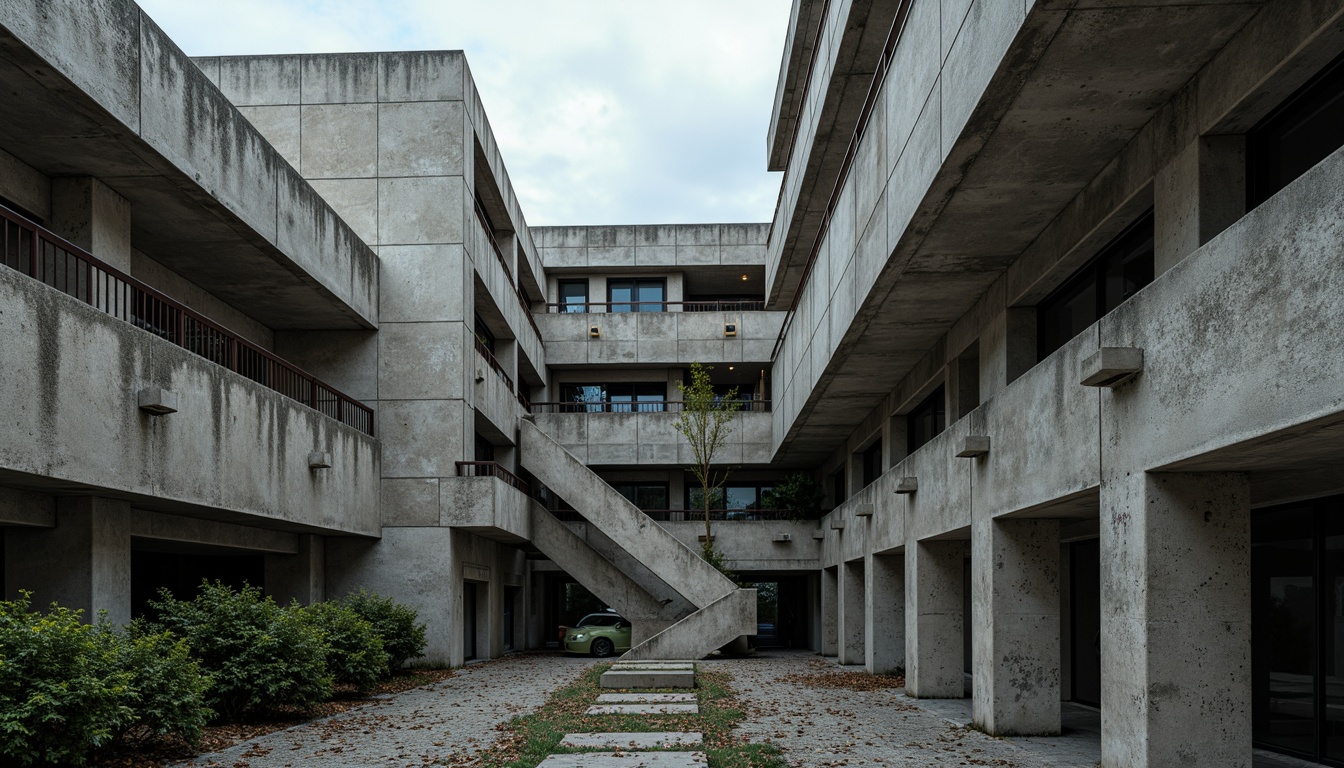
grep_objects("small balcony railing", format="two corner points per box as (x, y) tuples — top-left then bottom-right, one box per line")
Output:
(473, 198), (543, 341)
(531, 399), (771, 414)
(455, 461), (532, 495)
(544, 299), (766, 313)
(544, 507), (816, 523)
(0, 204), (374, 436)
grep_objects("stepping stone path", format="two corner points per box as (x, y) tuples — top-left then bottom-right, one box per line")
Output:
(542, 661), (706, 768)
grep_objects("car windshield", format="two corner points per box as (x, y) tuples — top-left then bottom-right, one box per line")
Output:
(577, 614), (623, 627)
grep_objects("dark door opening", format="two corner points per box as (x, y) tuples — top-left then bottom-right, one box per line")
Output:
(1070, 538), (1101, 707)
(131, 546), (264, 619)
(463, 582), (478, 661)
(503, 586), (518, 652)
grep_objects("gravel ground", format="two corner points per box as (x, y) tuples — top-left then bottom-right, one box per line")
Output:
(711, 651), (1096, 768)
(177, 652), (596, 768)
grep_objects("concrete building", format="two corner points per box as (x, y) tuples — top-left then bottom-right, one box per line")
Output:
(2, 0), (1344, 765)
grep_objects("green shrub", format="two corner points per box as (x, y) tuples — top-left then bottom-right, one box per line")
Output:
(339, 590), (427, 670)
(109, 621), (212, 746)
(149, 582), (331, 721)
(0, 595), (133, 766)
(293, 601), (388, 693)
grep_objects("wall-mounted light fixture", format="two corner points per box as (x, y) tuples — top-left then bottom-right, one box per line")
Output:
(137, 387), (178, 415)
(724, 323), (737, 337)
(772, 532), (793, 543)
(1080, 347), (1144, 388)
(589, 325), (601, 338)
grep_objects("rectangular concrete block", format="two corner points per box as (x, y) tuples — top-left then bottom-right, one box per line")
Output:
(560, 733), (703, 748)
(599, 670), (696, 689)
(585, 704), (700, 715)
(596, 693), (696, 703)
(538, 753), (707, 768)
(301, 103), (378, 179)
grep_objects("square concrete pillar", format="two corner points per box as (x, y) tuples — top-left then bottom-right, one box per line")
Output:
(820, 566), (838, 656)
(265, 534), (325, 606)
(1154, 135), (1245, 277)
(1100, 472), (1250, 768)
(5, 497), (132, 625)
(906, 539), (965, 698)
(838, 559), (865, 665)
(865, 552), (904, 675)
(49, 177), (132, 272)
(972, 518), (1060, 736)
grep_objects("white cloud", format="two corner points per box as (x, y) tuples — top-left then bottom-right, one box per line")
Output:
(136, 0), (790, 226)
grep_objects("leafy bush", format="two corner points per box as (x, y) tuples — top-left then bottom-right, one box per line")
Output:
(149, 582), (330, 721)
(761, 472), (825, 520)
(293, 601), (388, 693)
(109, 622), (212, 745)
(0, 595), (133, 766)
(339, 590), (427, 670)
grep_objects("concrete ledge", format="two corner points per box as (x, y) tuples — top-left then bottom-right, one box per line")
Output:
(538, 753), (707, 768)
(599, 670), (696, 689)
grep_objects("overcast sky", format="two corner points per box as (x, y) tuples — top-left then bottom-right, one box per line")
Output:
(135, 1), (791, 227)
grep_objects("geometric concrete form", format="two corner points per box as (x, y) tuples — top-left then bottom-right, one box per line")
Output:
(599, 670), (696, 689)
(560, 733), (704, 748)
(865, 552), (904, 675)
(894, 476), (918, 494)
(620, 588), (756, 661)
(584, 703), (700, 715)
(906, 539), (964, 698)
(811, 529), (825, 540)
(854, 503), (874, 517)
(772, 532), (794, 542)
(538, 752), (708, 768)
(307, 450), (332, 469)
(820, 567), (838, 656)
(838, 560), (865, 665)
(1100, 472), (1251, 768)
(136, 386), (178, 415)
(1079, 347), (1143, 387)
(955, 436), (990, 458)
(972, 518), (1060, 736)
(596, 693), (697, 703)
(610, 661), (696, 669)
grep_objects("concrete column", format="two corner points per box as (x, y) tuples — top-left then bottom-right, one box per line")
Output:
(265, 534), (325, 605)
(1100, 472), (1250, 768)
(5, 497), (132, 625)
(1154, 135), (1245, 276)
(906, 539), (964, 698)
(838, 559), (865, 665)
(865, 552), (904, 674)
(972, 518), (1061, 736)
(49, 177), (132, 271)
(820, 566), (838, 656)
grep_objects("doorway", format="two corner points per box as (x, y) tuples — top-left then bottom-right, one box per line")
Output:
(463, 582), (478, 661)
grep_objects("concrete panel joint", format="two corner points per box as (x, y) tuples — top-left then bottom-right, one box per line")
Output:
(136, 387), (178, 415)
(1080, 347), (1144, 388)
(955, 436), (990, 458)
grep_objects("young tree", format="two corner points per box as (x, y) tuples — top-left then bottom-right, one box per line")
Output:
(673, 362), (742, 563)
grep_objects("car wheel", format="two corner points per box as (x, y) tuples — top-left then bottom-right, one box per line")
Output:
(591, 637), (615, 658)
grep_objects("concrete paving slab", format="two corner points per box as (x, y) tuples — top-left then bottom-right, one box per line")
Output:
(600, 670), (696, 689)
(596, 693), (697, 703)
(609, 664), (695, 671)
(585, 704), (700, 715)
(560, 732), (704, 748)
(538, 751), (707, 768)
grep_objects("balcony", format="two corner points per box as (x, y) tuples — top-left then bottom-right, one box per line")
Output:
(544, 299), (766, 313)
(532, 408), (773, 465)
(444, 462), (533, 543)
(535, 309), (783, 366)
(0, 204), (373, 435)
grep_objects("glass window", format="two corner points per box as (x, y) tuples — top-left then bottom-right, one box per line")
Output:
(1037, 210), (1154, 361)
(906, 386), (946, 455)
(558, 279), (589, 313)
(831, 470), (846, 508)
(609, 383), (666, 412)
(560, 384), (605, 413)
(1248, 51), (1344, 209)
(861, 439), (883, 489)
(474, 313), (496, 355)
(608, 279), (666, 312)
(611, 483), (669, 511)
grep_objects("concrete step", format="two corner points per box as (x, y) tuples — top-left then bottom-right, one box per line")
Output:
(560, 732), (704, 748)
(610, 661), (696, 669)
(538, 752), (707, 768)
(596, 693), (697, 703)
(585, 703), (700, 715)
(599, 669), (696, 689)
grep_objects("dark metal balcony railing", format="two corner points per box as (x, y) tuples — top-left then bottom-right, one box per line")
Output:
(473, 336), (515, 392)
(455, 461), (532, 495)
(546, 508), (816, 523)
(544, 299), (766, 313)
(530, 399), (771, 414)
(473, 198), (543, 341)
(0, 204), (374, 436)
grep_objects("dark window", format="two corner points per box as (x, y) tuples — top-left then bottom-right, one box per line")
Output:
(0, 195), (41, 226)
(558, 279), (589, 313)
(559, 383), (665, 412)
(1248, 51), (1344, 209)
(474, 433), (495, 462)
(608, 279), (666, 312)
(474, 313), (496, 355)
(612, 482), (669, 510)
(688, 482), (776, 518)
(906, 386), (946, 455)
(1252, 494), (1344, 763)
(1037, 210), (1154, 361)
(861, 440), (883, 489)
(831, 469), (846, 508)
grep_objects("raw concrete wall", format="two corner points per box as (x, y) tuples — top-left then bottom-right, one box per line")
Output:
(532, 411), (774, 466)
(0, 268), (380, 535)
(536, 311), (782, 367)
(536, 224), (768, 269)
(657, 521), (821, 572)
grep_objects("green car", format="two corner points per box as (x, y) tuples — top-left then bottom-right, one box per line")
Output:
(562, 612), (632, 657)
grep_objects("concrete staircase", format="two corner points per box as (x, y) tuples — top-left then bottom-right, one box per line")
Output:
(520, 418), (755, 660)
